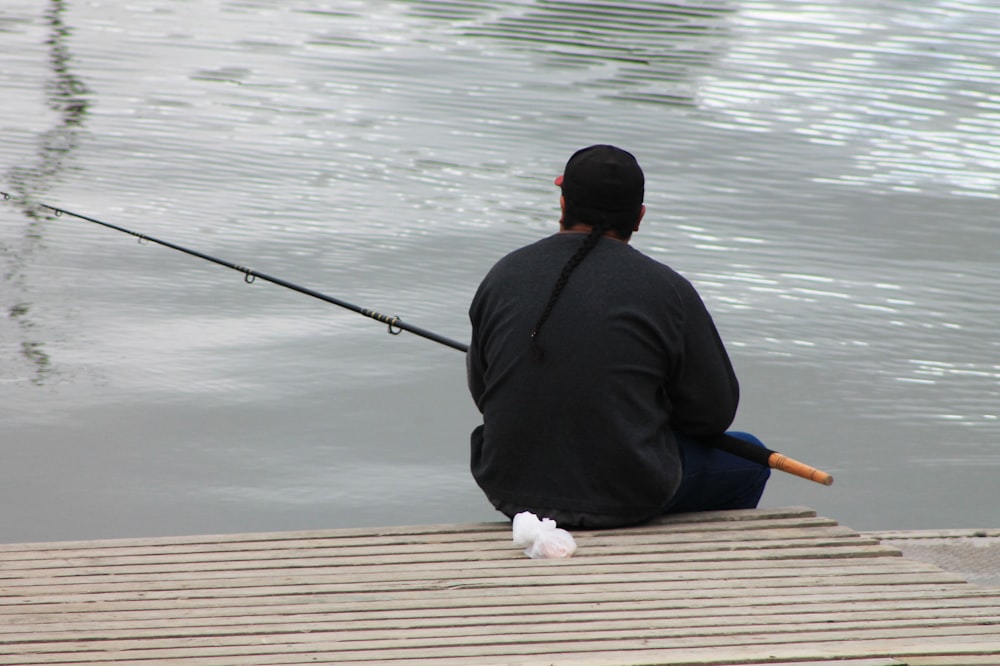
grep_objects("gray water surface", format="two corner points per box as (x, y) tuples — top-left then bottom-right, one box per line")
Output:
(2, 0), (998, 542)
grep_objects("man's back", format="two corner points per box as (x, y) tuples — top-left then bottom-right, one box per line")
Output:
(467, 232), (739, 527)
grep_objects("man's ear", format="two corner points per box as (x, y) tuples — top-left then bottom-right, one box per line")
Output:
(633, 205), (646, 233)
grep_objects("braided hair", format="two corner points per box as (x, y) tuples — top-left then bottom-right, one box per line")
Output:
(529, 220), (608, 360)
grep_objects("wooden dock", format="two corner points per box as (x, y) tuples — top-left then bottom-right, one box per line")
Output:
(1, 506), (998, 665)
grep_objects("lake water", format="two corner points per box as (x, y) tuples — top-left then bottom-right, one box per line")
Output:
(2, 0), (998, 543)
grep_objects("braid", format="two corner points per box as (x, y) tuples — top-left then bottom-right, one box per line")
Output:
(530, 224), (607, 359)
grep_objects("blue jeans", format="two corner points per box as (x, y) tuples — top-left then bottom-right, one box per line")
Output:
(662, 431), (770, 514)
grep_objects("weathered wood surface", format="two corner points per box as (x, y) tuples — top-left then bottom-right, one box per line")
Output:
(1, 506), (998, 665)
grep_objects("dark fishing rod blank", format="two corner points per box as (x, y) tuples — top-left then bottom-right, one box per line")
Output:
(1, 191), (468, 352)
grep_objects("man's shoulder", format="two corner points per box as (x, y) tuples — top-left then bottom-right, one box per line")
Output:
(605, 242), (691, 283)
(484, 234), (567, 273)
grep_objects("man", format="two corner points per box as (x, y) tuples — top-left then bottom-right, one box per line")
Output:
(467, 144), (769, 529)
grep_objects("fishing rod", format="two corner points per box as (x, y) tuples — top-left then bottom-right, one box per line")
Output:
(1, 191), (468, 352)
(3, 192), (833, 486)
(703, 434), (834, 486)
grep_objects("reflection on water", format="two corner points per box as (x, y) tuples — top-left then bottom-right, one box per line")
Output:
(1, 0), (998, 540)
(4, 0), (90, 385)
(439, 1), (736, 106)
(700, 2), (1000, 197)
(6, 0), (90, 196)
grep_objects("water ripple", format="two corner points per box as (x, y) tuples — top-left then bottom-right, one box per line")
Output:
(700, 0), (1000, 196)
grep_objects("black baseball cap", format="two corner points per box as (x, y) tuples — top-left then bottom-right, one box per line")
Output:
(554, 145), (644, 213)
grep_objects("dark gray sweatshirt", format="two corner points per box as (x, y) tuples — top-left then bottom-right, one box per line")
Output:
(467, 233), (739, 527)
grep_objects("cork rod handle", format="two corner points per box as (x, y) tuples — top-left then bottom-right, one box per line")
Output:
(767, 453), (834, 486)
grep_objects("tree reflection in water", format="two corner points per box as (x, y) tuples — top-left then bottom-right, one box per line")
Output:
(4, 0), (91, 385)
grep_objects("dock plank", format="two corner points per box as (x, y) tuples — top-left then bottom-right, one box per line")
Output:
(1, 506), (998, 665)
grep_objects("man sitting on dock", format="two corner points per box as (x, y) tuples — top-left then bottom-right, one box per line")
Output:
(466, 144), (770, 528)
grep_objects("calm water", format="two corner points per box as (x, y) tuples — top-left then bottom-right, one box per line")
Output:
(2, 0), (998, 542)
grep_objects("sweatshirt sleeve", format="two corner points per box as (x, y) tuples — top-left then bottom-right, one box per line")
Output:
(467, 340), (486, 411)
(466, 287), (487, 411)
(664, 280), (740, 435)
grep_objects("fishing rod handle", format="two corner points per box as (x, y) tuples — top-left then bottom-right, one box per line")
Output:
(767, 453), (834, 486)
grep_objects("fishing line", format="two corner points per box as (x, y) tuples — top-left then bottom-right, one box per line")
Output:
(1, 191), (469, 353)
(3, 191), (833, 485)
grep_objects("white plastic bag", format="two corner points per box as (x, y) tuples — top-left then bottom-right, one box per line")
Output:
(512, 511), (577, 559)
